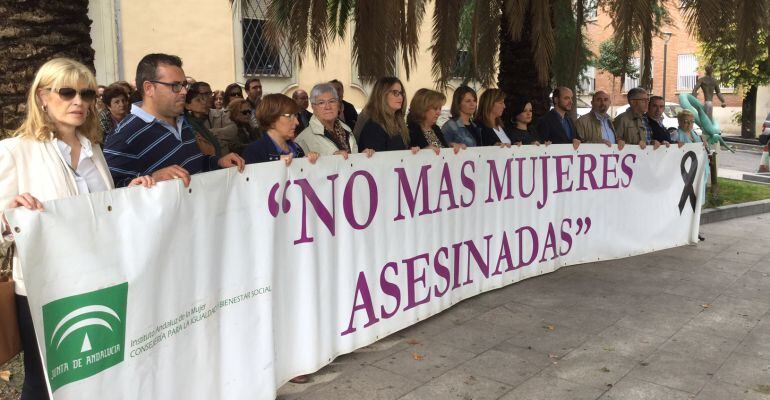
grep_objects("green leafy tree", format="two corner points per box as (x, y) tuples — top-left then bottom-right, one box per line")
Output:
(596, 39), (638, 107)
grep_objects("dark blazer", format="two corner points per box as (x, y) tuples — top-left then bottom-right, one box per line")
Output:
(408, 122), (449, 148)
(478, 122), (512, 146)
(243, 134), (305, 164)
(340, 99), (359, 129)
(536, 109), (580, 144)
(646, 116), (676, 143)
(358, 120), (408, 152)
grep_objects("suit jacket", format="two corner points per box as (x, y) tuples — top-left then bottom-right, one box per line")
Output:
(536, 109), (580, 144)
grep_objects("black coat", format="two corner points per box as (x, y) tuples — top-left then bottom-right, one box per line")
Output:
(408, 122), (449, 148)
(358, 120), (408, 152)
(478, 122), (513, 146)
(340, 100), (359, 129)
(505, 124), (539, 144)
(536, 109), (580, 144)
(646, 116), (676, 143)
(296, 109), (313, 133)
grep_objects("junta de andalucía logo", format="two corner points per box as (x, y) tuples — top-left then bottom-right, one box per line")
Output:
(42, 283), (128, 392)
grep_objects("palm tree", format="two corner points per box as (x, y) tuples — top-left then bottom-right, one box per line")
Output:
(266, 0), (563, 118)
(0, 0), (95, 136)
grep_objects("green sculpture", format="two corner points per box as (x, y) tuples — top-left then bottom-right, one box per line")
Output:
(678, 93), (734, 153)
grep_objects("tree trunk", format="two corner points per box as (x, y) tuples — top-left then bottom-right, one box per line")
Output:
(0, 0), (94, 136)
(498, 12), (551, 124)
(640, 28), (653, 92)
(742, 85), (758, 139)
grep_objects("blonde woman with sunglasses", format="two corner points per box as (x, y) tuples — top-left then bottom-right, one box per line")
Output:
(0, 58), (154, 399)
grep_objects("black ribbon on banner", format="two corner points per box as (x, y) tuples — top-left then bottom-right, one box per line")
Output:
(678, 151), (698, 214)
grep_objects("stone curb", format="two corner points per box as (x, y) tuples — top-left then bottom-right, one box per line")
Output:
(701, 198), (770, 224)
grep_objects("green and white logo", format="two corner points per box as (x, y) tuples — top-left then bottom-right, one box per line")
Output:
(42, 283), (128, 392)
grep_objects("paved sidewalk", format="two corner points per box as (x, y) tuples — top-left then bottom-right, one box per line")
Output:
(278, 213), (770, 400)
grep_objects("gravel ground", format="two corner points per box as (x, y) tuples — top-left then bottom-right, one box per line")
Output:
(0, 353), (23, 400)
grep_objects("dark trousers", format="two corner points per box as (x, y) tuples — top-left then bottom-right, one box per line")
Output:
(16, 295), (50, 400)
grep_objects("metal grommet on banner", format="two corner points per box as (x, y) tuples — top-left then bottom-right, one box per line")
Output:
(188, 188), (192, 194)
(300, 168), (304, 173)
(14, 227), (20, 233)
(107, 205), (112, 212)
(246, 177), (250, 182)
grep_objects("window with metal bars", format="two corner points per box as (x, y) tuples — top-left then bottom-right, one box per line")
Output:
(241, 0), (292, 77)
(677, 54), (698, 91)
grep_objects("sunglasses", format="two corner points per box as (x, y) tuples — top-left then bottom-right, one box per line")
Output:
(240, 110), (252, 115)
(48, 87), (97, 102)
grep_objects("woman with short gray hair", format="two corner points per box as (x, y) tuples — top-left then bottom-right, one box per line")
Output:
(295, 83), (374, 158)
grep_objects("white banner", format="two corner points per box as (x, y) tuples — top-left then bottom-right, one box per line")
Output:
(8, 144), (705, 399)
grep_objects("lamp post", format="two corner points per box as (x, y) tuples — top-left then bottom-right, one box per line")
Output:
(661, 32), (673, 102)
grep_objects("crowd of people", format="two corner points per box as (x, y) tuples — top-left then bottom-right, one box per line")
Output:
(0, 53), (711, 398)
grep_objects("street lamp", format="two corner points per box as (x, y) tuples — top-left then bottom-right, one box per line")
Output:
(661, 32), (673, 102)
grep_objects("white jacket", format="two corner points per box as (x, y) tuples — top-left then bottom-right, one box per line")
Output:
(0, 134), (114, 296)
(295, 115), (358, 156)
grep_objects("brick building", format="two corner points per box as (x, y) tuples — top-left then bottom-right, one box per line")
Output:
(581, 2), (743, 114)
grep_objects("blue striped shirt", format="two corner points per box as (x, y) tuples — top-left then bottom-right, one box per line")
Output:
(104, 103), (219, 187)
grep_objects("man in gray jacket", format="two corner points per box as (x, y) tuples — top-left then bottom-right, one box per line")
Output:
(575, 91), (617, 146)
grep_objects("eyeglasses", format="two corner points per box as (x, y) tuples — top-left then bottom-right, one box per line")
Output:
(47, 87), (97, 102)
(280, 113), (298, 120)
(149, 80), (189, 93)
(630, 97), (649, 102)
(240, 110), (252, 116)
(228, 92), (242, 97)
(312, 99), (339, 107)
(388, 90), (405, 98)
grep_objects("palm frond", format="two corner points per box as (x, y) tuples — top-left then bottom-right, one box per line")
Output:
(469, 0), (502, 86)
(430, 0), (466, 89)
(502, 0), (528, 41)
(353, 1), (399, 82)
(328, 0), (355, 37)
(606, 0), (653, 83)
(308, 0), (330, 63)
(680, 0), (728, 41)
(401, 0), (427, 79)
(530, 0), (555, 85)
